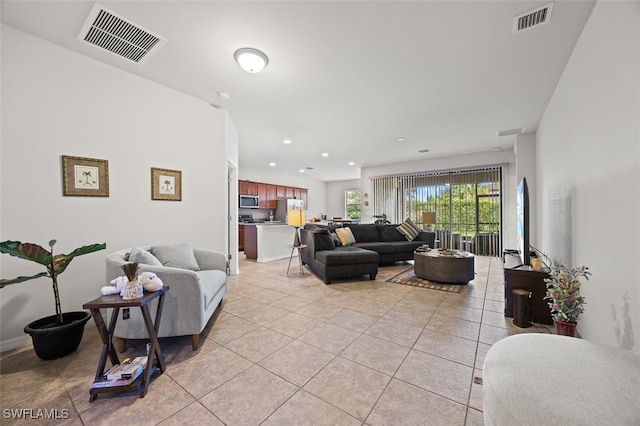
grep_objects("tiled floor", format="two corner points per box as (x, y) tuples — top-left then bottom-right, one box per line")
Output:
(0, 255), (553, 425)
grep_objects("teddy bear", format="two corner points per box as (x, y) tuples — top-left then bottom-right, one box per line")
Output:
(139, 271), (163, 292)
(101, 272), (163, 295)
(100, 275), (128, 296)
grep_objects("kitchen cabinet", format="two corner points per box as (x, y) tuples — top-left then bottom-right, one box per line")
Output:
(266, 185), (277, 209)
(294, 188), (302, 200)
(276, 186), (286, 199)
(300, 189), (308, 209)
(239, 180), (258, 195)
(257, 183), (268, 208)
(285, 187), (294, 199)
(238, 225), (245, 251)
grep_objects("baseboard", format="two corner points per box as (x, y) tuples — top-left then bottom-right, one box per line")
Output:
(0, 335), (32, 353)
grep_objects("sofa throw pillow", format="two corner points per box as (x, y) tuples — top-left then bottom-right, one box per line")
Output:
(329, 232), (342, 247)
(129, 247), (163, 266)
(314, 229), (336, 251)
(150, 242), (200, 271)
(336, 227), (356, 246)
(397, 218), (422, 241)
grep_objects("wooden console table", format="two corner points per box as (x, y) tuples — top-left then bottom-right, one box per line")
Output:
(83, 287), (168, 401)
(504, 267), (552, 324)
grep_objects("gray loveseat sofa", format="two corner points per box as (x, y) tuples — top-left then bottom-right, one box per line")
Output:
(300, 223), (435, 284)
(106, 242), (227, 351)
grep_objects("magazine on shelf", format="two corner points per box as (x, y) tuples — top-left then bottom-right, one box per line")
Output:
(104, 356), (147, 380)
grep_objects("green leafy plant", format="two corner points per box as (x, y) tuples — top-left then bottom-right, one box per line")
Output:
(543, 263), (591, 323)
(0, 240), (106, 325)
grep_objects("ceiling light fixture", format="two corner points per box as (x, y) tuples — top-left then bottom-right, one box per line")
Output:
(216, 91), (230, 100)
(283, 139), (292, 144)
(321, 153), (329, 157)
(397, 137), (405, 142)
(348, 161), (355, 166)
(234, 48), (268, 73)
(298, 169), (305, 173)
(418, 149), (430, 153)
(269, 162), (276, 167)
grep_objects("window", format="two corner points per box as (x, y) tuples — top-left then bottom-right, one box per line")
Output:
(370, 167), (502, 255)
(345, 189), (361, 220)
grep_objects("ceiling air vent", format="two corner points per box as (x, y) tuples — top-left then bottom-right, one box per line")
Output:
(77, 4), (166, 64)
(513, 2), (554, 34)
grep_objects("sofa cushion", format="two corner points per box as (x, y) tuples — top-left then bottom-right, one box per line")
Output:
(377, 225), (407, 242)
(397, 218), (422, 241)
(151, 242), (200, 271)
(387, 241), (424, 253)
(329, 232), (342, 247)
(313, 229), (336, 251)
(352, 242), (396, 254)
(347, 224), (379, 242)
(315, 247), (378, 266)
(129, 247), (163, 266)
(335, 227), (356, 246)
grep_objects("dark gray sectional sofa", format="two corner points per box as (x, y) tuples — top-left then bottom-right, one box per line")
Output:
(300, 223), (436, 284)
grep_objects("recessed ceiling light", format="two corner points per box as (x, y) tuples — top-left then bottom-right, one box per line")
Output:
(283, 139), (292, 144)
(234, 48), (268, 73)
(493, 147), (501, 152)
(348, 161), (355, 166)
(269, 162), (276, 167)
(216, 91), (230, 100)
(321, 153), (329, 157)
(397, 137), (405, 142)
(418, 149), (430, 153)
(306, 167), (314, 170)
(298, 169), (305, 173)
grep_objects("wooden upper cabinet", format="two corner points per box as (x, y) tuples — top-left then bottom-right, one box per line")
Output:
(257, 183), (269, 208)
(294, 188), (302, 200)
(276, 186), (286, 199)
(266, 185), (277, 209)
(239, 180), (258, 195)
(285, 187), (295, 199)
(300, 189), (308, 209)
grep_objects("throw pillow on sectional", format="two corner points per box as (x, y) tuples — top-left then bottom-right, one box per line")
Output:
(396, 218), (422, 241)
(329, 232), (342, 247)
(314, 229), (336, 251)
(336, 227), (356, 246)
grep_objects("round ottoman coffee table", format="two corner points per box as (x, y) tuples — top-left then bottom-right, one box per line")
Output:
(414, 250), (474, 284)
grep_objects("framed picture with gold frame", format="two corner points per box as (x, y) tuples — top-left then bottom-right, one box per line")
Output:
(61, 155), (109, 197)
(151, 167), (182, 201)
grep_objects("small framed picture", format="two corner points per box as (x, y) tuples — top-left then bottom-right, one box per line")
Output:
(62, 155), (109, 197)
(151, 167), (182, 201)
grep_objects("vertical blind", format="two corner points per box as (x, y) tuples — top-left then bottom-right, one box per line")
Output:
(371, 167), (502, 256)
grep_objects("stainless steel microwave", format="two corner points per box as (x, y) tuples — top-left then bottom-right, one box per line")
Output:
(239, 195), (259, 208)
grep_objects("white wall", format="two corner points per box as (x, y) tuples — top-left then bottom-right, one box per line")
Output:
(326, 179), (360, 219)
(0, 26), (232, 350)
(536, 1), (639, 351)
(360, 150), (518, 247)
(514, 133), (538, 249)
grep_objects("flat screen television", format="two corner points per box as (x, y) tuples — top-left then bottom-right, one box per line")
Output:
(516, 177), (530, 266)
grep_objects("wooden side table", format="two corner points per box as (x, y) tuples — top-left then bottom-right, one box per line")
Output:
(83, 287), (168, 402)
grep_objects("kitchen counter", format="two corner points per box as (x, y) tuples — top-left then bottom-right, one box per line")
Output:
(243, 223), (297, 262)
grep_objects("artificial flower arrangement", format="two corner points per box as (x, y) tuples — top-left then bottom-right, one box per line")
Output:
(543, 263), (591, 324)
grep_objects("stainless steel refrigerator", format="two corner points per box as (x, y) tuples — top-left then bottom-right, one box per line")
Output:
(274, 199), (305, 223)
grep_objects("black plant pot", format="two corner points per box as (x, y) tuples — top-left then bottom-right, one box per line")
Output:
(24, 311), (91, 360)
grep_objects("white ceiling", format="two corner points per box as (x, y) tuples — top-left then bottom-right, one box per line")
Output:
(1, 1), (595, 182)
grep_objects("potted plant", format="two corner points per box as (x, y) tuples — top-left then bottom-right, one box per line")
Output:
(0, 239), (106, 359)
(543, 263), (591, 337)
